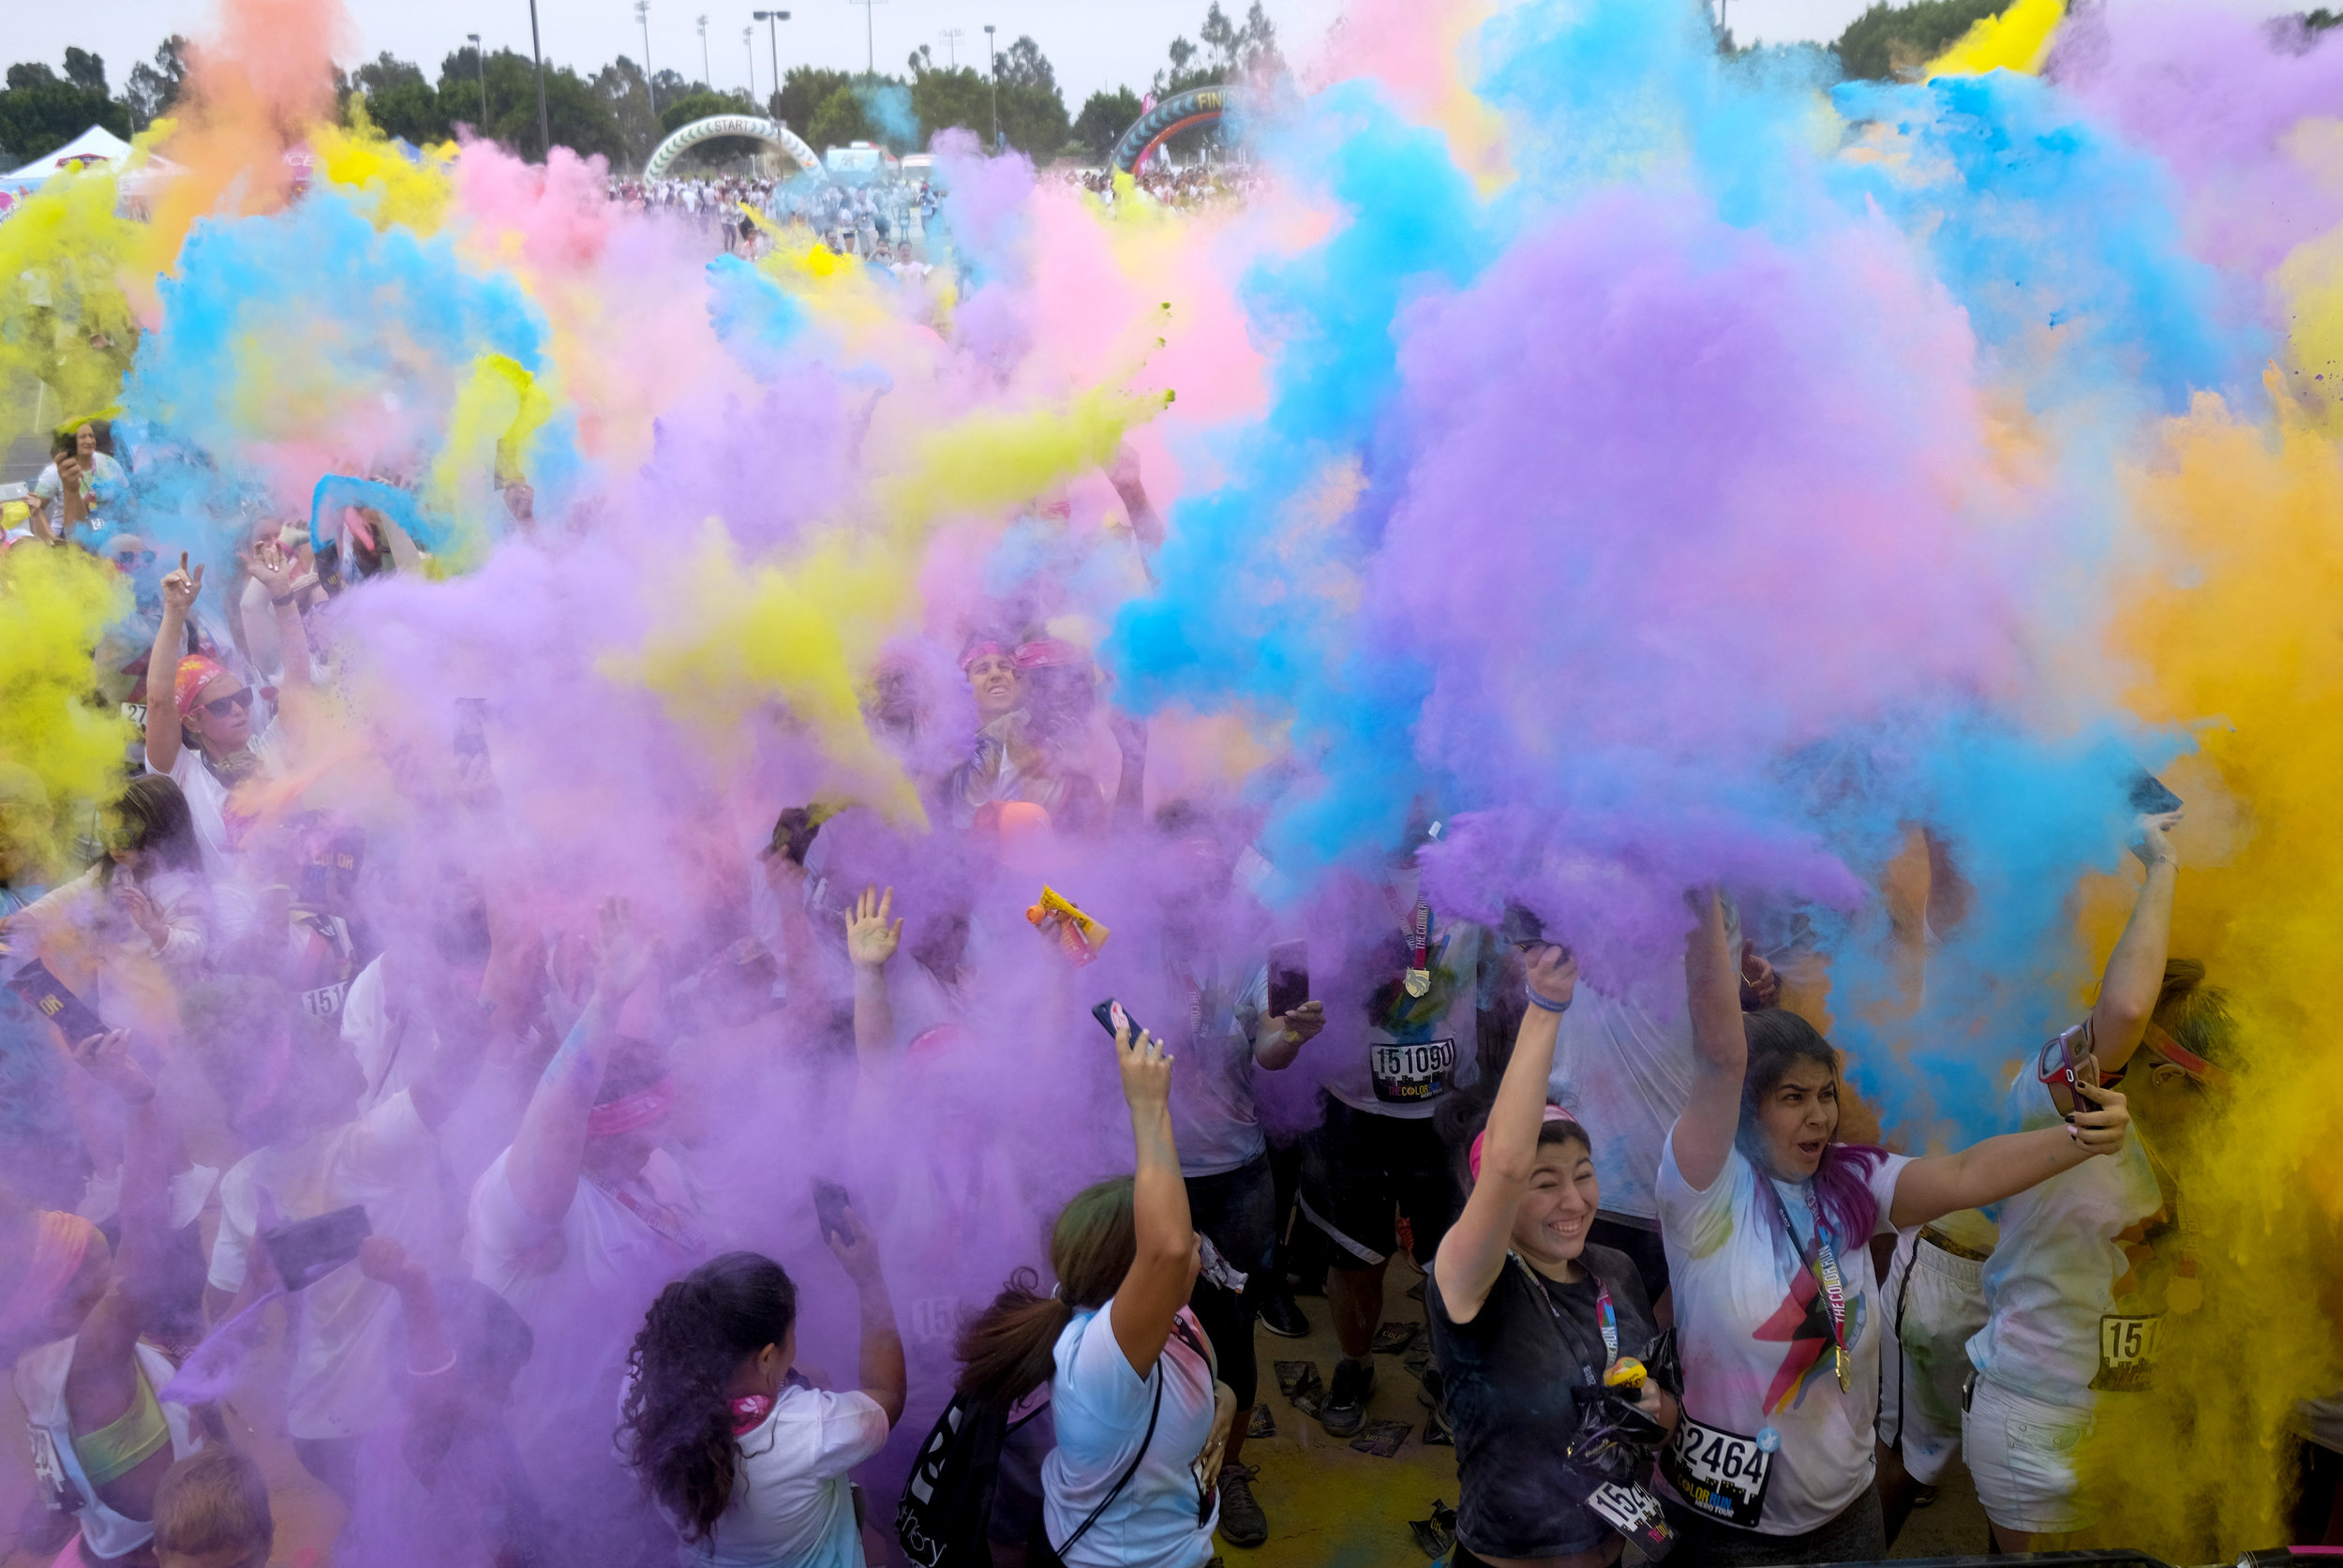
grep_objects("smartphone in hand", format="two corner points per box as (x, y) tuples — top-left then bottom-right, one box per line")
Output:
(263, 1205), (373, 1292)
(1091, 999), (1148, 1042)
(812, 1179), (855, 1245)
(7, 958), (107, 1046)
(1267, 941), (1308, 1018)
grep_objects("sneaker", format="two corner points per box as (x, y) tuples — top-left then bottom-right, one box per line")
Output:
(1217, 1464), (1268, 1547)
(1318, 1356), (1375, 1439)
(1260, 1291), (1309, 1339)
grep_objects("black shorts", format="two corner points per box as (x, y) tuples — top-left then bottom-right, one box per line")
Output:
(1297, 1095), (1461, 1269)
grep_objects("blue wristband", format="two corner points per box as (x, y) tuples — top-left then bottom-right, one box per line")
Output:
(1527, 989), (1572, 1014)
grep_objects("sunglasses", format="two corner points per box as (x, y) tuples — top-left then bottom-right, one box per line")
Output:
(2037, 1023), (2100, 1123)
(110, 550), (157, 567)
(201, 688), (255, 718)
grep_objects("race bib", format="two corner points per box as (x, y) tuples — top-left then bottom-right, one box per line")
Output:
(26, 1425), (72, 1511)
(301, 979), (351, 1021)
(1661, 1415), (1773, 1530)
(908, 1296), (964, 1346)
(1581, 1478), (1674, 1556)
(1370, 1038), (1455, 1103)
(2091, 1313), (2162, 1392)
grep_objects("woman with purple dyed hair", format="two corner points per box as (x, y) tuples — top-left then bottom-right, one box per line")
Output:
(1653, 889), (2133, 1566)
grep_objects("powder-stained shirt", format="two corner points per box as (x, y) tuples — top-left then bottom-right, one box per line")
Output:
(1966, 1066), (2168, 1408)
(1655, 1133), (1910, 1537)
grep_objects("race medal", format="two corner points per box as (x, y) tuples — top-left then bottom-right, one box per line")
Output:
(1834, 1344), (1851, 1393)
(1401, 899), (1432, 998)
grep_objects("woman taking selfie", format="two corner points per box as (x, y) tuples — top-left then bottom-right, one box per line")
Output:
(1656, 889), (2133, 1565)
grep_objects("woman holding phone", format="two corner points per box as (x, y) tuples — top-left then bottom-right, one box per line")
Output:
(1656, 889), (2133, 1564)
(955, 1007), (1232, 1568)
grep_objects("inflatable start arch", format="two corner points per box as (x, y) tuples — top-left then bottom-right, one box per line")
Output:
(644, 115), (824, 180)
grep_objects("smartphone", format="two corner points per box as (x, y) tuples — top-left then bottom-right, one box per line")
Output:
(769, 806), (822, 867)
(812, 1179), (855, 1246)
(1091, 998), (1148, 1042)
(6, 958), (107, 1045)
(262, 1204), (372, 1292)
(2127, 771), (2183, 815)
(453, 697), (489, 761)
(1267, 941), (1308, 1018)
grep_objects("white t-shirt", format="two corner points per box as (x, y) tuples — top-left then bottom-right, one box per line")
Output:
(1655, 1132), (1911, 1536)
(1321, 870), (1488, 1122)
(683, 1384), (889, 1568)
(1548, 981), (1696, 1220)
(155, 716), (277, 875)
(1042, 1303), (1218, 1568)
(1167, 963), (1270, 1179)
(207, 1090), (450, 1441)
(1967, 1068), (2166, 1407)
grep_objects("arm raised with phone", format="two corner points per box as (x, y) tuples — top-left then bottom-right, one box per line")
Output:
(1107, 1006), (1200, 1380)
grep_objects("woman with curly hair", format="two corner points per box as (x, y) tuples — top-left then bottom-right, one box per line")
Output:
(619, 1229), (904, 1567)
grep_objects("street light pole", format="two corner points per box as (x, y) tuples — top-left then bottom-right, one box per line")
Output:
(467, 32), (485, 123)
(846, 0), (885, 80)
(636, 0), (657, 114)
(744, 25), (755, 102)
(754, 10), (789, 118)
(939, 25), (963, 67)
(527, 0), (551, 159)
(698, 15), (710, 85)
(984, 22), (998, 153)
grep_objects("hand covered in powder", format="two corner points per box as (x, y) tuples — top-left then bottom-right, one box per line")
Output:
(843, 885), (902, 971)
(70, 1029), (153, 1105)
(1113, 1004), (1172, 1115)
(823, 1202), (885, 1286)
(159, 552), (202, 616)
(2129, 810), (2182, 873)
(589, 896), (654, 1004)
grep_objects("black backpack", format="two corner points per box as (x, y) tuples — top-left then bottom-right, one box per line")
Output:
(895, 1393), (1037, 1568)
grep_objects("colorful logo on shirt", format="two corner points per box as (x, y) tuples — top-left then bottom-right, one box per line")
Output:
(1366, 930), (1462, 1038)
(1752, 1236), (1867, 1414)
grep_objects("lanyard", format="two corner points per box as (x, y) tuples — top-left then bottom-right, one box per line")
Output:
(598, 1174), (706, 1257)
(1511, 1254), (1618, 1375)
(1766, 1179), (1851, 1392)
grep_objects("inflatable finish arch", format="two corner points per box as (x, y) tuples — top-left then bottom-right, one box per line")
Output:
(643, 114), (824, 180)
(1110, 86), (1246, 174)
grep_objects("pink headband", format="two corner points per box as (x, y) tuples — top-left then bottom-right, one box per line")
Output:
(174, 654), (234, 715)
(2, 1211), (99, 1336)
(587, 1079), (674, 1138)
(959, 640), (1009, 672)
(1468, 1105), (1582, 1183)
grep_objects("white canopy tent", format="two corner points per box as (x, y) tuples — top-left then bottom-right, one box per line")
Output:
(1, 125), (182, 208)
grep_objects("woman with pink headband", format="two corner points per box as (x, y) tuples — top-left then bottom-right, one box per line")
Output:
(8, 1030), (205, 1566)
(1427, 942), (1679, 1568)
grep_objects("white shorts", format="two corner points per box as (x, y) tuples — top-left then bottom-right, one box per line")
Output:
(1878, 1228), (1987, 1485)
(1962, 1373), (2094, 1535)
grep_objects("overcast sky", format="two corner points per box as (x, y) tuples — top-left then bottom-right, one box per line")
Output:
(12, 0), (2297, 107)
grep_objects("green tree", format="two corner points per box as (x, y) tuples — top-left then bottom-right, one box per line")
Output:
(774, 65), (855, 138)
(806, 84), (870, 149)
(345, 52), (445, 144)
(906, 52), (991, 151)
(1072, 87), (1141, 165)
(410, 48), (620, 164)
(1154, 1), (1282, 94)
(120, 36), (187, 131)
(989, 35), (1069, 160)
(62, 49), (107, 95)
(0, 59), (133, 165)
(1830, 0), (2006, 80)
(592, 55), (660, 168)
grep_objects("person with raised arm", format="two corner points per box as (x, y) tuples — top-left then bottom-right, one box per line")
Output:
(142, 542), (312, 874)
(953, 1008), (1233, 1568)
(1429, 942), (1678, 1568)
(1654, 889), (2133, 1565)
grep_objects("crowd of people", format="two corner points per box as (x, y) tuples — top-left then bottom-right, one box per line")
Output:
(0, 399), (2331, 1568)
(1060, 164), (1268, 210)
(605, 172), (934, 262)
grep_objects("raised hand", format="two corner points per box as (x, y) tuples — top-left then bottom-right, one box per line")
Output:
(822, 1200), (885, 1286)
(843, 885), (902, 972)
(242, 536), (305, 600)
(1275, 997), (1326, 1044)
(1524, 942), (1579, 1010)
(112, 882), (170, 949)
(160, 552), (203, 616)
(1112, 1003), (1172, 1115)
(589, 896), (654, 1003)
(2130, 810), (2182, 872)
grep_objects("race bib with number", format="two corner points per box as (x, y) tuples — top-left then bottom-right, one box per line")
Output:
(1661, 1415), (1774, 1530)
(301, 979), (351, 1021)
(2091, 1313), (2162, 1392)
(1370, 1038), (1455, 1103)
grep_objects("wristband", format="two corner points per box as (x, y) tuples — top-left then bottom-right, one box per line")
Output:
(1526, 988), (1572, 1014)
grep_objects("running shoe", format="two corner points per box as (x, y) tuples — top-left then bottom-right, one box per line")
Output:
(1319, 1356), (1375, 1439)
(1260, 1291), (1309, 1339)
(1217, 1464), (1267, 1547)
